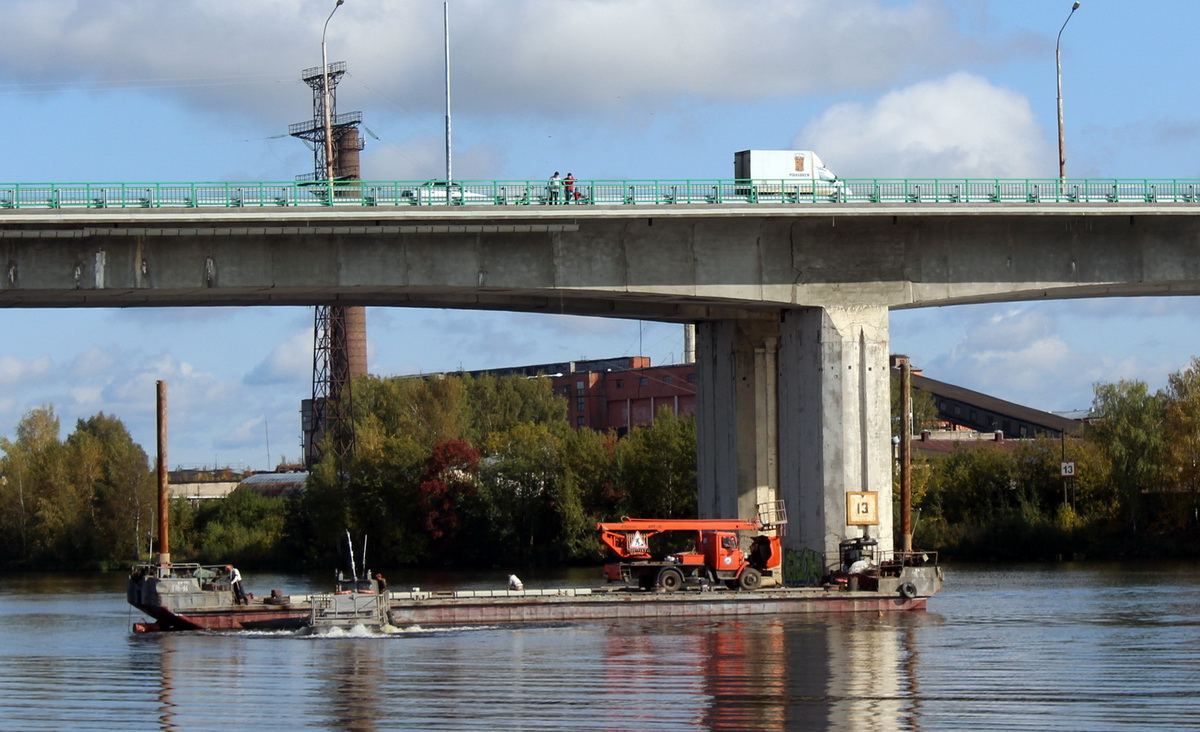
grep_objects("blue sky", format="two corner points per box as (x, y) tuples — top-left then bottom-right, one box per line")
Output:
(1, 0), (1198, 468)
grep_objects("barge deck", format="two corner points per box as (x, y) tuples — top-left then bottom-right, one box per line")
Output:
(128, 563), (944, 632)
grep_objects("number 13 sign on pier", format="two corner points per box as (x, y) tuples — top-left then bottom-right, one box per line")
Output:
(846, 492), (879, 526)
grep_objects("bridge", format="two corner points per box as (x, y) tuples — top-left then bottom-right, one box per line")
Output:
(3, 177), (1198, 559)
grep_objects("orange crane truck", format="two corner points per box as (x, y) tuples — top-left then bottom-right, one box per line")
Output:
(597, 502), (787, 592)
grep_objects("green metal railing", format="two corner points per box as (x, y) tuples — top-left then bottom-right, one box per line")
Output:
(0, 178), (1197, 210)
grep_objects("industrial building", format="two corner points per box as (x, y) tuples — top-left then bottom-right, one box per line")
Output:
(458, 356), (1083, 439)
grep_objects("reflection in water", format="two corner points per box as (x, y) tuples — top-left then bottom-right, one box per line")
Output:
(902, 619), (923, 731)
(784, 616), (910, 732)
(595, 615), (925, 732)
(316, 635), (385, 731)
(3, 565), (1200, 729)
(699, 620), (786, 730)
(825, 616), (905, 731)
(156, 638), (177, 731)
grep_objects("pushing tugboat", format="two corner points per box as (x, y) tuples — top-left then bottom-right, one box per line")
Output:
(128, 381), (943, 633)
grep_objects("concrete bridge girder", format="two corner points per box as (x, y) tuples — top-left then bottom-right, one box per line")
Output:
(4, 207), (1200, 312)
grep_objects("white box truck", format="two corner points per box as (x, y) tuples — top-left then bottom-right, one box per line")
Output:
(733, 150), (841, 199)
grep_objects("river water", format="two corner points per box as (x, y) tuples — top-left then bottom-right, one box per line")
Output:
(1, 562), (1198, 731)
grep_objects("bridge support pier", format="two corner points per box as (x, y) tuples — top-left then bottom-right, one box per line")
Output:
(696, 306), (893, 560)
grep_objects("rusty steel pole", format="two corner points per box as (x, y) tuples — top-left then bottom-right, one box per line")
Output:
(898, 357), (913, 553)
(156, 380), (170, 568)
(1056, 2), (1081, 185)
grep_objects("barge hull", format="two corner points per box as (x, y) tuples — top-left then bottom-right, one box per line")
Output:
(386, 589), (928, 627)
(130, 565), (942, 631)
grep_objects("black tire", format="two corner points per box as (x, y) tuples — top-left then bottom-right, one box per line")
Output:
(737, 567), (762, 591)
(898, 582), (918, 600)
(657, 568), (684, 592)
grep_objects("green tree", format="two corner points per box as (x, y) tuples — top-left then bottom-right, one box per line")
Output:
(354, 374), (472, 450)
(1087, 379), (1166, 533)
(922, 443), (1016, 526)
(343, 421), (429, 567)
(465, 373), (567, 444)
(287, 451), (355, 566)
(65, 413), (154, 564)
(479, 424), (564, 564)
(616, 408), (697, 519)
(0, 407), (84, 564)
(563, 427), (621, 524)
(1058, 436), (1115, 523)
(475, 420), (592, 561)
(1161, 357), (1200, 529)
(191, 487), (288, 565)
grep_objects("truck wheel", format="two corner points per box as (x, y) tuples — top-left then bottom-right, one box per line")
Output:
(657, 568), (684, 592)
(737, 567), (762, 591)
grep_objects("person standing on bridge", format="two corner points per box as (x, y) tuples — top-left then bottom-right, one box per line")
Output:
(564, 173), (575, 202)
(548, 172), (561, 203)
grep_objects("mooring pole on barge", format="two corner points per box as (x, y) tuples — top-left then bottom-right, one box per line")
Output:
(156, 380), (170, 572)
(896, 357), (913, 554)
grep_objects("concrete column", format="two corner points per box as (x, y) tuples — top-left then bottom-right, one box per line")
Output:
(779, 305), (892, 559)
(695, 306), (892, 563)
(695, 318), (780, 522)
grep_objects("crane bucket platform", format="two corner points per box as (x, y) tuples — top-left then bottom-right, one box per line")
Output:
(755, 500), (787, 533)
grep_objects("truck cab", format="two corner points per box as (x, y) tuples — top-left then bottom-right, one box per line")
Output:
(701, 530), (745, 577)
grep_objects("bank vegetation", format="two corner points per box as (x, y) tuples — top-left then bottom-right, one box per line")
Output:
(3, 360), (1200, 570)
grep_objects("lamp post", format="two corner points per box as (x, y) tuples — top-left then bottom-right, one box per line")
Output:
(1056, 1), (1081, 185)
(444, 1), (452, 186)
(322, 0), (346, 196)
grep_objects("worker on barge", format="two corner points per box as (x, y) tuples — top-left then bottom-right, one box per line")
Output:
(227, 565), (248, 605)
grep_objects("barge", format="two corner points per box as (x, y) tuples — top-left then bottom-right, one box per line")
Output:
(127, 554), (943, 632)
(130, 383), (943, 633)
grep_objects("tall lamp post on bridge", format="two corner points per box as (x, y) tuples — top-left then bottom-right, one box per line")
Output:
(1056, 2), (1081, 186)
(322, 0), (346, 197)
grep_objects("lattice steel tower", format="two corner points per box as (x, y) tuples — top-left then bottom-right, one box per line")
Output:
(290, 61), (368, 469)
(289, 62), (364, 184)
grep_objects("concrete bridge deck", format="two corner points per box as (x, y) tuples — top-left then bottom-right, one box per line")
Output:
(1, 202), (1198, 314)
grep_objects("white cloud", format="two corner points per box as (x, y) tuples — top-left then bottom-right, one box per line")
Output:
(0, 1), (995, 121)
(215, 416), (267, 451)
(895, 300), (1199, 415)
(69, 385), (104, 409)
(67, 347), (115, 379)
(245, 330), (314, 386)
(951, 308), (1056, 357)
(800, 72), (1053, 178)
(0, 355), (53, 385)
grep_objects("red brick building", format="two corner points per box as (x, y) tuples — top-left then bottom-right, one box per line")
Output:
(551, 360), (697, 434)
(456, 356), (697, 434)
